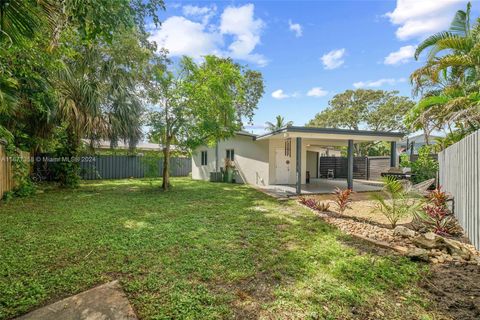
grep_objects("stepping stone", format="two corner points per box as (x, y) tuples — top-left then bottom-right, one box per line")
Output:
(16, 281), (137, 320)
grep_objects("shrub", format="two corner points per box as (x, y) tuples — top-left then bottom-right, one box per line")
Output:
(403, 146), (438, 184)
(332, 187), (353, 214)
(372, 177), (421, 228)
(141, 154), (162, 185)
(415, 187), (459, 236)
(13, 179), (36, 197)
(298, 196), (330, 212)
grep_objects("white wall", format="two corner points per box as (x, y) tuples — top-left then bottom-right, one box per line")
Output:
(191, 135), (270, 186)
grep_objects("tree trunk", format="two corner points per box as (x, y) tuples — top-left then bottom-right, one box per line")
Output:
(161, 137), (171, 191)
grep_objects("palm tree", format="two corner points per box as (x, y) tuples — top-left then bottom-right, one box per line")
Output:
(55, 47), (144, 154)
(409, 2), (480, 135)
(265, 115), (293, 132)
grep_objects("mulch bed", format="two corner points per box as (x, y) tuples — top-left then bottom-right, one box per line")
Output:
(343, 235), (480, 320)
(421, 263), (480, 320)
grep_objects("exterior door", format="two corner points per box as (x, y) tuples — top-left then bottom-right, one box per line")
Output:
(275, 148), (290, 184)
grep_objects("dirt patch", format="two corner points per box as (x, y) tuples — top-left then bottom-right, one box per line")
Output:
(421, 263), (480, 320)
(211, 272), (279, 320)
(342, 235), (480, 320)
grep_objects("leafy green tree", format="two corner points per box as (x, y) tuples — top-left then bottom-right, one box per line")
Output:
(0, 0), (165, 189)
(148, 56), (264, 190)
(307, 89), (413, 155)
(265, 115), (293, 132)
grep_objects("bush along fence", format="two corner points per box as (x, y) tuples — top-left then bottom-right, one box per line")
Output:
(439, 130), (480, 250)
(33, 154), (192, 181)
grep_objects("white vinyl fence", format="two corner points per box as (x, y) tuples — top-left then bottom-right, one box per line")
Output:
(439, 130), (480, 249)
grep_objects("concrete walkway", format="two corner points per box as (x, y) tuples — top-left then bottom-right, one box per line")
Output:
(16, 281), (137, 320)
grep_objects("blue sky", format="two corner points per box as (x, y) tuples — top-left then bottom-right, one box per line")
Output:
(150, 0), (474, 134)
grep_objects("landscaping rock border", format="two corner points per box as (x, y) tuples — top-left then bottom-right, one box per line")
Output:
(299, 202), (480, 265)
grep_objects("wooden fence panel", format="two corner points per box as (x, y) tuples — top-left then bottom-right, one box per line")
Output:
(439, 130), (480, 249)
(0, 144), (30, 198)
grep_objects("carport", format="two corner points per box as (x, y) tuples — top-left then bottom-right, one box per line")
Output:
(254, 126), (404, 195)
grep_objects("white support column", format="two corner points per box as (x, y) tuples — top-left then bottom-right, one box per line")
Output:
(296, 137), (302, 195)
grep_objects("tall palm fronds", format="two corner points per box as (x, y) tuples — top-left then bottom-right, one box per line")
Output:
(55, 49), (108, 150)
(0, 0), (58, 46)
(55, 47), (145, 152)
(0, 72), (17, 114)
(0, 0), (39, 45)
(265, 115), (293, 132)
(410, 2), (480, 133)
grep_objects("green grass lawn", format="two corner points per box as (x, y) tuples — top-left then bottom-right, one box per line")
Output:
(0, 178), (438, 319)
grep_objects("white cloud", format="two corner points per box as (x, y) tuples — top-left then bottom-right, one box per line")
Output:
(183, 5), (213, 16)
(220, 4), (267, 66)
(353, 78), (406, 88)
(272, 89), (290, 99)
(149, 4), (267, 66)
(288, 20), (303, 37)
(149, 16), (222, 58)
(307, 87), (328, 97)
(321, 49), (346, 70)
(182, 5), (217, 24)
(384, 45), (416, 65)
(386, 0), (468, 40)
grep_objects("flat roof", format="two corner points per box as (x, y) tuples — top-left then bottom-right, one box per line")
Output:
(254, 126), (404, 141)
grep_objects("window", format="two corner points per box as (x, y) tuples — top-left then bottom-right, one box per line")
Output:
(284, 138), (291, 157)
(226, 149), (235, 161)
(201, 151), (208, 166)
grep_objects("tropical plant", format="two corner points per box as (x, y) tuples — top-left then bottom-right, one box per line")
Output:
(298, 196), (330, 212)
(265, 115), (293, 132)
(409, 2), (480, 135)
(332, 187), (353, 214)
(0, 0), (165, 193)
(372, 177), (421, 228)
(0, 0), (42, 45)
(414, 187), (460, 236)
(401, 146), (438, 184)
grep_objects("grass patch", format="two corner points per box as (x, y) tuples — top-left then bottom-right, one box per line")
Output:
(0, 178), (438, 319)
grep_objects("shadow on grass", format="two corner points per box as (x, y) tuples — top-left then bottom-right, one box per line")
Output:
(0, 178), (433, 320)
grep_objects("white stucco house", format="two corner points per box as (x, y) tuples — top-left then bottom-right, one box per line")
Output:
(192, 126), (404, 194)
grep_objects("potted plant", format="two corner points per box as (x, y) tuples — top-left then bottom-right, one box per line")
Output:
(223, 158), (235, 183)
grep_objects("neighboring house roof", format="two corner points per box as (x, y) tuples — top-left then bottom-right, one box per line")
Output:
(255, 126), (404, 141)
(83, 139), (177, 151)
(399, 134), (443, 146)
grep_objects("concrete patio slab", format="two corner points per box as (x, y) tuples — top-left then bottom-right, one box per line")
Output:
(260, 178), (383, 198)
(16, 281), (137, 320)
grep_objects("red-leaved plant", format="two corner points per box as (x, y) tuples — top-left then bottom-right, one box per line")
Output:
(298, 196), (330, 212)
(417, 186), (458, 236)
(332, 187), (353, 214)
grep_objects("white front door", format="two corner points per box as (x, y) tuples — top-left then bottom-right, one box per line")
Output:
(275, 148), (290, 184)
